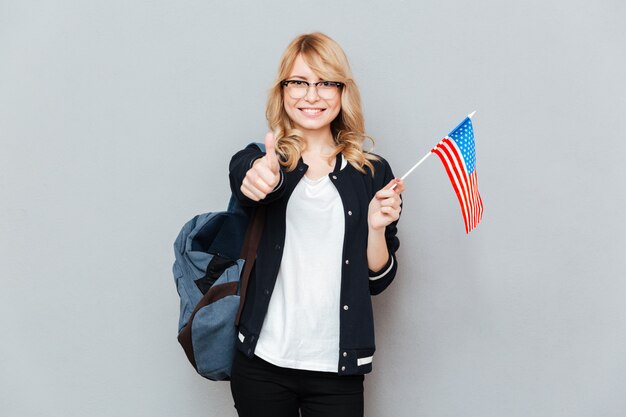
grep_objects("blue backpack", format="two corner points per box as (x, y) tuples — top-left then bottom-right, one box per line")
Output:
(172, 143), (265, 381)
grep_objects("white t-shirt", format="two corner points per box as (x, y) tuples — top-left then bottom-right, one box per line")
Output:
(254, 174), (344, 372)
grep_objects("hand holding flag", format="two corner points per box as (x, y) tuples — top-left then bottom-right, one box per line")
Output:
(368, 178), (404, 231)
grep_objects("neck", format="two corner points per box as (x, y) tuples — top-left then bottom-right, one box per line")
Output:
(301, 128), (336, 155)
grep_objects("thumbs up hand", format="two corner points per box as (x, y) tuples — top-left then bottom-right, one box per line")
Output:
(240, 132), (282, 201)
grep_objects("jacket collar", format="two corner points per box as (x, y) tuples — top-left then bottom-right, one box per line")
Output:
(332, 153), (348, 173)
(298, 153), (348, 174)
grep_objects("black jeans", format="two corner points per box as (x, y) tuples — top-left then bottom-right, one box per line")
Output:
(230, 350), (365, 417)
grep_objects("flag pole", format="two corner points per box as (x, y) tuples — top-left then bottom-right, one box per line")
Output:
(390, 110), (476, 191)
(400, 151), (432, 180)
(390, 151), (431, 190)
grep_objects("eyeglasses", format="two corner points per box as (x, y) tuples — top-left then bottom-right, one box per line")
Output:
(281, 80), (343, 100)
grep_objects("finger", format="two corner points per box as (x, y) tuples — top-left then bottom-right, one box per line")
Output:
(393, 179), (405, 194)
(376, 188), (396, 200)
(253, 176), (275, 195)
(241, 181), (267, 201)
(387, 178), (405, 193)
(240, 183), (261, 201)
(380, 206), (396, 214)
(245, 173), (274, 196)
(380, 197), (400, 208)
(243, 174), (271, 196)
(254, 162), (279, 188)
(380, 206), (400, 219)
(264, 131), (279, 174)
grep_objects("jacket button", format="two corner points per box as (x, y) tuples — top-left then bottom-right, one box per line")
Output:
(345, 259), (350, 265)
(341, 366), (346, 371)
(264, 289), (270, 296)
(343, 305), (349, 311)
(275, 244), (281, 250)
(343, 352), (347, 357)
(332, 175), (337, 180)
(348, 210), (352, 216)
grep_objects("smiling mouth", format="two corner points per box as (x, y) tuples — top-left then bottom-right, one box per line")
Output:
(299, 108), (326, 114)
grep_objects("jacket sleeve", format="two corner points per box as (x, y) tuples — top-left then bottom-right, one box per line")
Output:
(229, 143), (286, 207)
(367, 156), (401, 295)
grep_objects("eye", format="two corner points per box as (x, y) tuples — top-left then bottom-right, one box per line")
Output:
(291, 80), (307, 86)
(319, 81), (333, 87)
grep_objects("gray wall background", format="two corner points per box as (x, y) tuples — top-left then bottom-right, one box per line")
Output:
(2, 1), (625, 416)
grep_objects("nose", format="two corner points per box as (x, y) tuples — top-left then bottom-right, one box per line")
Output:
(303, 85), (320, 102)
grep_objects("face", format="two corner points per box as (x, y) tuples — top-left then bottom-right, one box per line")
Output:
(283, 54), (342, 135)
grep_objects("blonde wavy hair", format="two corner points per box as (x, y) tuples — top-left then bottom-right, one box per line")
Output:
(266, 32), (379, 174)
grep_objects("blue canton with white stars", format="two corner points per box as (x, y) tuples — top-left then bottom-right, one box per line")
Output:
(448, 117), (476, 174)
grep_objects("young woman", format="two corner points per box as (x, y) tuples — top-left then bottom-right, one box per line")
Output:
(228, 32), (404, 417)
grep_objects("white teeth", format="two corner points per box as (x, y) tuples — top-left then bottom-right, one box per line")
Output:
(301, 108), (323, 114)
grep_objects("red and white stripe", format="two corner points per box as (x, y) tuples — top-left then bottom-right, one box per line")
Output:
(431, 137), (484, 233)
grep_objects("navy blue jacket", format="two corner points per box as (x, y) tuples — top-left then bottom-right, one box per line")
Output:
(229, 143), (400, 375)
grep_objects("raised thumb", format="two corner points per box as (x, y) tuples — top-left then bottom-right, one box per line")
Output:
(264, 131), (279, 172)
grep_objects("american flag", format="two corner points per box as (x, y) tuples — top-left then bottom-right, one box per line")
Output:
(431, 116), (484, 233)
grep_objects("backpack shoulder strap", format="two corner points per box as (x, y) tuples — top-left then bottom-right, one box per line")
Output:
(235, 204), (265, 326)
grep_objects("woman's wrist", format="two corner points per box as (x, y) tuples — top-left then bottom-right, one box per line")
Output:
(367, 225), (389, 272)
(368, 223), (386, 234)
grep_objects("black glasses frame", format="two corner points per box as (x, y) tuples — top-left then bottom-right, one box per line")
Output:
(281, 80), (344, 89)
